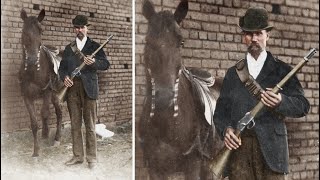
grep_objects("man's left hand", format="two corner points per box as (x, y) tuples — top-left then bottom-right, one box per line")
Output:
(84, 56), (95, 65)
(261, 88), (282, 108)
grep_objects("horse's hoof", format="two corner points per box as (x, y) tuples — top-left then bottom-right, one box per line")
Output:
(53, 140), (60, 146)
(32, 153), (39, 157)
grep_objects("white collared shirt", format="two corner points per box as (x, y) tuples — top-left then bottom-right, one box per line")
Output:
(76, 36), (87, 51)
(247, 50), (267, 79)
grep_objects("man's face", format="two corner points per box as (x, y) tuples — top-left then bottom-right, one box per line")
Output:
(243, 30), (269, 58)
(74, 25), (88, 40)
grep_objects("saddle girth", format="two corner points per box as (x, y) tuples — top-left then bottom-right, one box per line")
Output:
(235, 58), (264, 100)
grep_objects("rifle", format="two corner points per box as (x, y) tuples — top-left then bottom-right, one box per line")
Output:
(57, 34), (114, 102)
(209, 48), (318, 177)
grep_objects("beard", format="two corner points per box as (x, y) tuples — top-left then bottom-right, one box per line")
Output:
(248, 43), (263, 59)
(77, 32), (84, 40)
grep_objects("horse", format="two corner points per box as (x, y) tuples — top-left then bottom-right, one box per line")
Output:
(138, 0), (223, 179)
(19, 9), (63, 157)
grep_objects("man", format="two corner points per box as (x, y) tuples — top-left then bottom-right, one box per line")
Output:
(213, 7), (310, 180)
(58, 14), (110, 169)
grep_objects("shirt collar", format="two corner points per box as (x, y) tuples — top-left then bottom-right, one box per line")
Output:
(246, 50), (267, 65)
(246, 50), (267, 79)
(76, 36), (87, 51)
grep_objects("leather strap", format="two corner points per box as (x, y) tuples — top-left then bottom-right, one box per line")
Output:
(235, 59), (263, 100)
(70, 41), (85, 60)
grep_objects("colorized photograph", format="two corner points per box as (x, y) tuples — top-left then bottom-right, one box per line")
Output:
(135, 0), (319, 180)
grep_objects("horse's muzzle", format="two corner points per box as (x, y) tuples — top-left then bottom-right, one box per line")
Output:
(26, 56), (39, 66)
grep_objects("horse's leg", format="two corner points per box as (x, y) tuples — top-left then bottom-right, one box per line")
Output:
(149, 168), (166, 180)
(51, 92), (62, 146)
(185, 158), (202, 180)
(24, 97), (39, 157)
(41, 91), (51, 139)
(201, 159), (213, 180)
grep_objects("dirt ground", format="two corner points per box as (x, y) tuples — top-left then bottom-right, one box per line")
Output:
(1, 123), (132, 180)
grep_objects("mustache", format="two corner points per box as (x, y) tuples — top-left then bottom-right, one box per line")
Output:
(248, 43), (262, 52)
(77, 32), (84, 38)
(248, 43), (261, 49)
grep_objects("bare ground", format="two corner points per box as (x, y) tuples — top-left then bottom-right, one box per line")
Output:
(1, 123), (132, 180)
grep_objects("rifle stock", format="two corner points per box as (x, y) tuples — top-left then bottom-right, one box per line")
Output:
(57, 35), (114, 102)
(208, 48), (317, 177)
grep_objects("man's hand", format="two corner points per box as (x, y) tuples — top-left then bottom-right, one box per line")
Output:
(84, 56), (95, 65)
(261, 88), (282, 108)
(224, 127), (241, 150)
(64, 76), (73, 87)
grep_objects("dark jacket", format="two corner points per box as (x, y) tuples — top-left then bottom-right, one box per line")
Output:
(213, 51), (310, 173)
(58, 37), (110, 99)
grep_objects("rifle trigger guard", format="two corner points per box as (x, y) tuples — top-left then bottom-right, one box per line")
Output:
(247, 119), (255, 129)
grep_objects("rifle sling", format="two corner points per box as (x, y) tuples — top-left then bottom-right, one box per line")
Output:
(70, 41), (85, 60)
(235, 59), (263, 100)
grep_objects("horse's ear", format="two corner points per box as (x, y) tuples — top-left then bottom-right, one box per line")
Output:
(174, 0), (188, 24)
(20, 9), (28, 21)
(142, 0), (156, 21)
(38, 9), (45, 22)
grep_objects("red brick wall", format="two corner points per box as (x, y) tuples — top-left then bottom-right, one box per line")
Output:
(135, 0), (319, 179)
(1, 0), (132, 132)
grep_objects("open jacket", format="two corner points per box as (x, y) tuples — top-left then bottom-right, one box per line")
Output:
(58, 37), (110, 99)
(213, 51), (310, 173)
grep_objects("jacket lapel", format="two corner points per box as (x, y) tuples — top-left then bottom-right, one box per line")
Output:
(255, 52), (278, 83)
(81, 37), (94, 53)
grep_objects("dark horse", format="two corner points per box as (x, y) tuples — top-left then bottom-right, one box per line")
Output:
(19, 9), (63, 157)
(139, 0), (223, 179)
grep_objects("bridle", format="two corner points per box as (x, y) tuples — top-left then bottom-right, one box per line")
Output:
(23, 44), (42, 71)
(147, 67), (182, 118)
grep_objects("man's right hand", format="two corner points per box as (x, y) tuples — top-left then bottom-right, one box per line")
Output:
(224, 127), (242, 150)
(64, 76), (74, 87)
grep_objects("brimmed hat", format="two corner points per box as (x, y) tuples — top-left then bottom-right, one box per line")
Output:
(238, 7), (273, 32)
(72, 15), (91, 27)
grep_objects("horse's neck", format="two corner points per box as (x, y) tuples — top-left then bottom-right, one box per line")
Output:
(20, 47), (52, 83)
(147, 67), (194, 119)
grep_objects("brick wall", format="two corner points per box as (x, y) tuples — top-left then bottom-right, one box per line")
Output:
(1, 0), (132, 132)
(135, 0), (319, 179)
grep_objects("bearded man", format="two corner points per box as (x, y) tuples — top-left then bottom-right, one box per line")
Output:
(213, 7), (309, 180)
(58, 14), (110, 169)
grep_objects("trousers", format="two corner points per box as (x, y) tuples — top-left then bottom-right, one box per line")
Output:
(228, 136), (288, 180)
(66, 77), (97, 163)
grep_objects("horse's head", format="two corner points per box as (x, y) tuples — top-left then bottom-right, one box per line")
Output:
(143, 0), (188, 81)
(20, 9), (45, 66)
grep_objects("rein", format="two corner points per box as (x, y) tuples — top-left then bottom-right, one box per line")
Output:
(147, 67), (182, 118)
(23, 44), (42, 71)
(22, 44), (54, 91)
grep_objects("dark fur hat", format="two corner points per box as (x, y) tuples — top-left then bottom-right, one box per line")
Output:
(72, 15), (91, 27)
(239, 7), (273, 32)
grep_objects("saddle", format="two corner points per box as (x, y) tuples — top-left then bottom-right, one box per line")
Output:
(182, 66), (216, 125)
(42, 45), (62, 76)
(42, 45), (63, 91)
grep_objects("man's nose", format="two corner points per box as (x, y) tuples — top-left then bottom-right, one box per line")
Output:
(251, 34), (259, 41)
